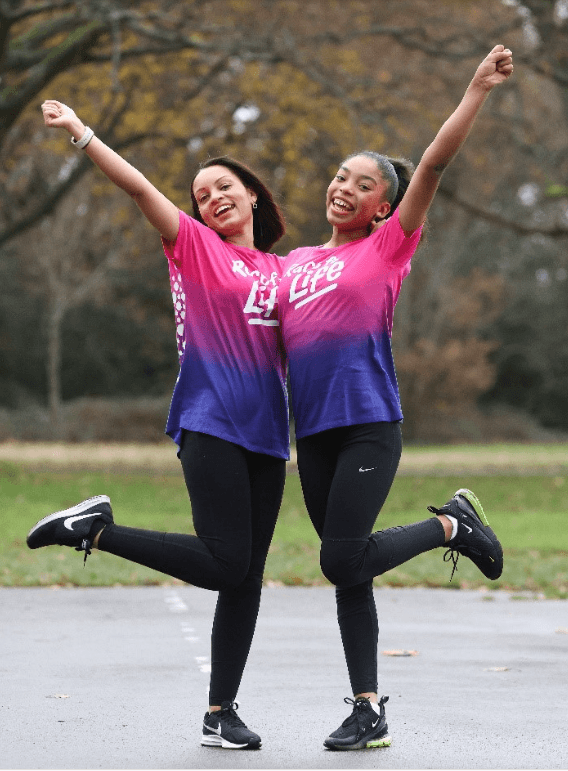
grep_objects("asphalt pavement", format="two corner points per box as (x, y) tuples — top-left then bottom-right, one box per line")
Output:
(2, 584), (567, 769)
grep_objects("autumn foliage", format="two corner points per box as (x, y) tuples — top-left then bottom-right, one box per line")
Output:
(1, 0), (568, 440)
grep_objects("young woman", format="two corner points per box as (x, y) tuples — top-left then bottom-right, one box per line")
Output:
(27, 101), (289, 750)
(279, 45), (513, 751)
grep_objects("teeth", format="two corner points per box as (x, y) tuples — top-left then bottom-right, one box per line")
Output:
(215, 204), (232, 216)
(332, 198), (352, 211)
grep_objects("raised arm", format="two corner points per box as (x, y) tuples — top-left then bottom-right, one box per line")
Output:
(397, 45), (514, 235)
(41, 100), (180, 242)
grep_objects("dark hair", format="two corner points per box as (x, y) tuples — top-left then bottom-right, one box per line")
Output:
(190, 156), (285, 252)
(343, 151), (415, 218)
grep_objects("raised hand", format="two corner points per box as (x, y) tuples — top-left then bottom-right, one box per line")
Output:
(473, 45), (514, 92)
(41, 100), (81, 132)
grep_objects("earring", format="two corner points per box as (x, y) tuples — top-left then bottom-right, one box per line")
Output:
(252, 202), (258, 209)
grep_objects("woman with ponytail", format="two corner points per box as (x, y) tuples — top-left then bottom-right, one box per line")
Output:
(279, 46), (513, 751)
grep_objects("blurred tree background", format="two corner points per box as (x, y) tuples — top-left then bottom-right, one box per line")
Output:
(1, 0), (567, 443)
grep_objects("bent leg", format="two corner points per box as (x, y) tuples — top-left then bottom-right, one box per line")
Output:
(297, 429), (381, 696)
(318, 422), (444, 587)
(98, 432), (254, 591)
(297, 422), (445, 698)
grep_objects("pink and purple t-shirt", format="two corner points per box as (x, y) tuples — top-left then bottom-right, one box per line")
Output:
(162, 211), (289, 458)
(279, 209), (422, 439)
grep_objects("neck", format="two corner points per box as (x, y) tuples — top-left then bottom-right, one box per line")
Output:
(226, 234), (256, 249)
(322, 225), (369, 249)
(220, 220), (256, 250)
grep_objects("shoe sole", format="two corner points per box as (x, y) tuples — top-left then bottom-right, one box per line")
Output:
(366, 734), (392, 748)
(27, 496), (111, 543)
(201, 735), (260, 749)
(325, 733), (392, 751)
(454, 488), (489, 527)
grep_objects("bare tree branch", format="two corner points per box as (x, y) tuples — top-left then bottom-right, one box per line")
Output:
(437, 185), (568, 239)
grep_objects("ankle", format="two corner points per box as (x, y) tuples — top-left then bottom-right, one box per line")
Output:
(437, 514), (455, 542)
(355, 692), (377, 704)
(92, 527), (106, 549)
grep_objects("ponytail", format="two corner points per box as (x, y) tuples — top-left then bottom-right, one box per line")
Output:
(385, 157), (414, 217)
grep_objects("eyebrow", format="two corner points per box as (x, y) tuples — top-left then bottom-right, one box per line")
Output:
(339, 165), (378, 184)
(194, 175), (233, 196)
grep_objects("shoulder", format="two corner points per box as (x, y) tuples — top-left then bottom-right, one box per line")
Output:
(162, 210), (225, 265)
(368, 208), (422, 248)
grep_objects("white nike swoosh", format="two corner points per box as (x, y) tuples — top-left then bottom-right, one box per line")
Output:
(372, 718), (380, 728)
(359, 467), (375, 473)
(64, 513), (102, 531)
(464, 524), (473, 533)
(203, 722), (222, 735)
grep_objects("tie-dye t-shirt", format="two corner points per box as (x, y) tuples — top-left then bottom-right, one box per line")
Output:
(162, 211), (289, 459)
(279, 209), (422, 439)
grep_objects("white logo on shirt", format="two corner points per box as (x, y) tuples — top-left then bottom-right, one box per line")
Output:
(232, 261), (280, 326)
(284, 255), (345, 309)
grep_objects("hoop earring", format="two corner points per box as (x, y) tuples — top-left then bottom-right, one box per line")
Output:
(252, 202), (258, 209)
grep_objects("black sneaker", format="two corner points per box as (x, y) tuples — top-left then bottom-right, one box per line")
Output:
(324, 696), (391, 751)
(428, 488), (503, 581)
(201, 701), (261, 750)
(26, 496), (113, 562)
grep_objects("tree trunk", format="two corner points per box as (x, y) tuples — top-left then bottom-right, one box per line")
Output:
(47, 299), (65, 437)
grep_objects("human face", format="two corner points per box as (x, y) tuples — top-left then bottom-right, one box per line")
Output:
(192, 165), (257, 246)
(326, 155), (391, 241)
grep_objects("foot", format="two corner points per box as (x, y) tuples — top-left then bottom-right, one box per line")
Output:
(324, 696), (391, 751)
(428, 488), (503, 580)
(26, 496), (113, 562)
(201, 701), (261, 750)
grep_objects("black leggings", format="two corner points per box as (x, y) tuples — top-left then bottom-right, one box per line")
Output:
(296, 422), (445, 695)
(98, 430), (286, 705)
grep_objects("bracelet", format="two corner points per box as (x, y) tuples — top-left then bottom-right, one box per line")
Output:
(71, 126), (94, 149)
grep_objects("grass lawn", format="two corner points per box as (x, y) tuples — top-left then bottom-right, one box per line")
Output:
(1, 445), (567, 596)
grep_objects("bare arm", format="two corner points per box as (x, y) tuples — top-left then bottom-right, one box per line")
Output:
(397, 45), (514, 235)
(41, 100), (180, 241)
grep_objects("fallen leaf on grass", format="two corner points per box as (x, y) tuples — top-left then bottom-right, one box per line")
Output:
(382, 650), (418, 657)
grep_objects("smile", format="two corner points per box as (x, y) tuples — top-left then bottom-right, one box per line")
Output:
(214, 204), (234, 217)
(331, 198), (354, 212)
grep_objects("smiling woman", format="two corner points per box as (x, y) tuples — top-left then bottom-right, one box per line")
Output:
(278, 44), (513, 750)
(324, 153), (404, 241)
(27, 99), (289, 750)
(190, 155), (285, 253)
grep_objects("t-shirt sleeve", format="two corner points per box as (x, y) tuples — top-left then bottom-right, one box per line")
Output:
(368, 207), (422, 268)
(161, 210), (218, 276)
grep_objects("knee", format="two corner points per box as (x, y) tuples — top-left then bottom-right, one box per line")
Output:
(320, 539), (365, 587)
(221, 570), (263, 595)
(213, 553), (251, 590)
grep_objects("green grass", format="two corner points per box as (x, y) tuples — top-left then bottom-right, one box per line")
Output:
(2, 458), (567, 596)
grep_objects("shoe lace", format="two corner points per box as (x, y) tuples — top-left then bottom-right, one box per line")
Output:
(342, 696), (388, 731)
(75, 539), (92, 565)
(220, 702), (246, 728)
(443, 547), (459, 582)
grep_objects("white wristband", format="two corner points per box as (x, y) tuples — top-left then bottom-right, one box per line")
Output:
(71, 127), (94, 149)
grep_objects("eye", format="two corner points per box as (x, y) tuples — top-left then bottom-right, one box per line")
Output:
(335, 173), (345, 181)
(221, 183), (231, 191)
(198, 194), (208, 204)
(360, 184), (370, 191)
